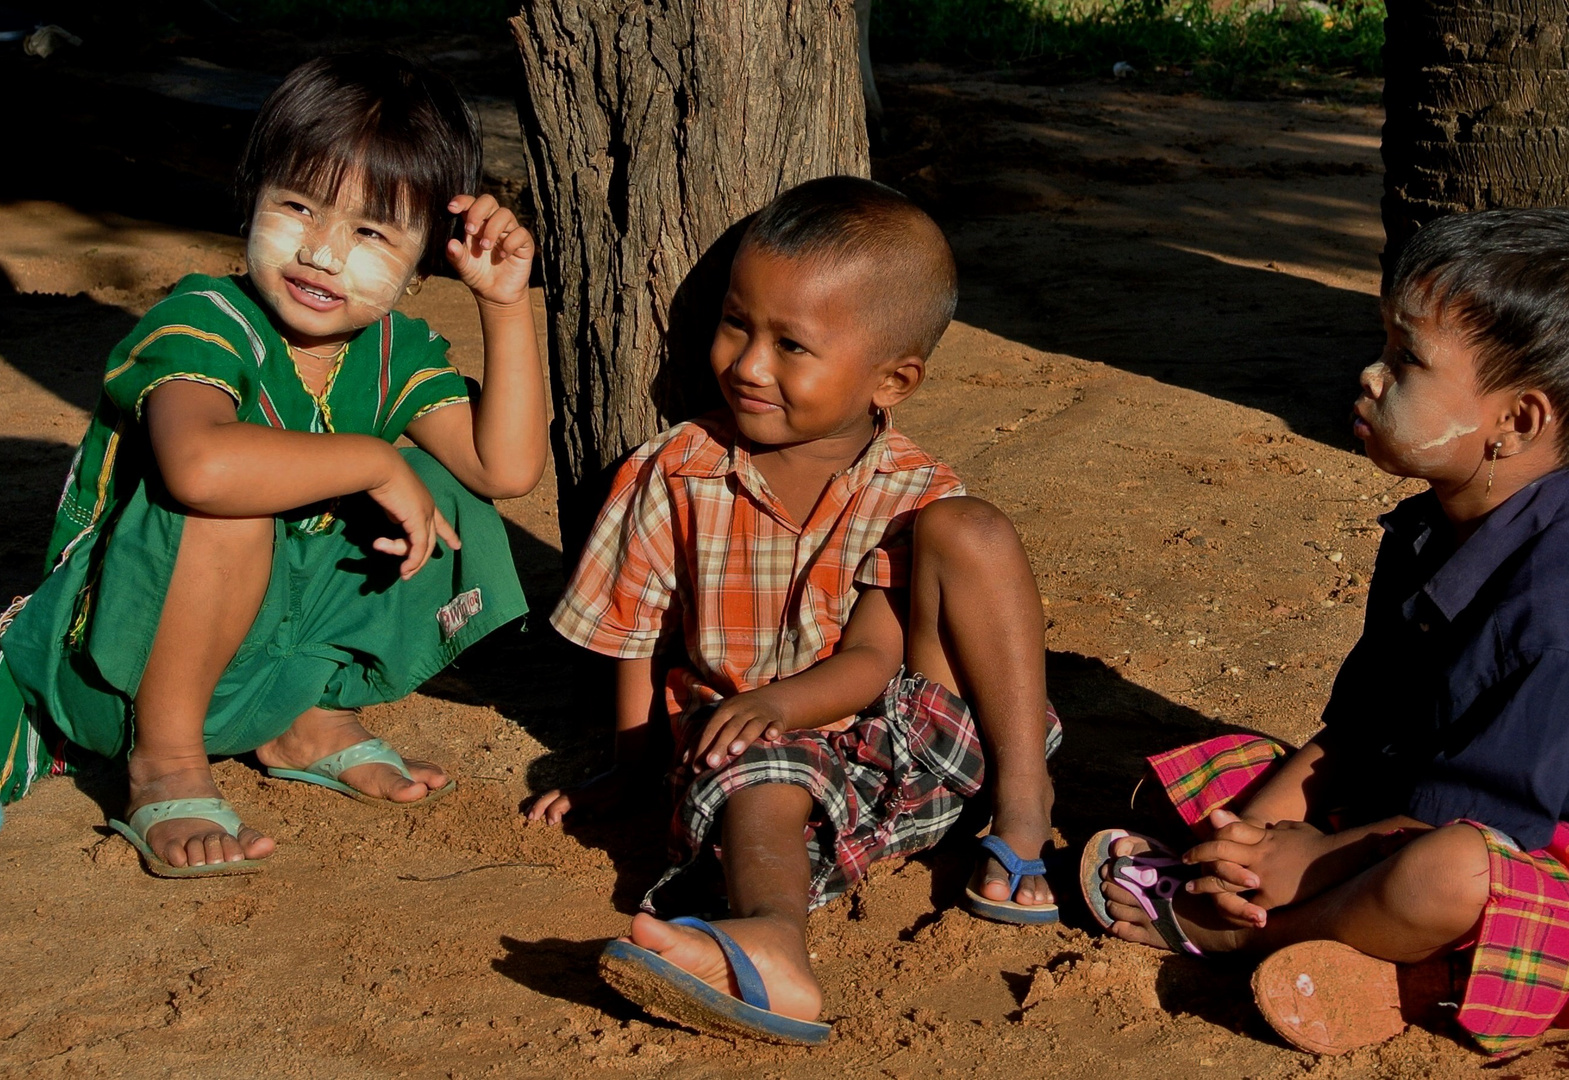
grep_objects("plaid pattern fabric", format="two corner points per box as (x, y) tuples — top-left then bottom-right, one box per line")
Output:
(551, 413), (965, 731)
(1150, 735), (1569, 1054)
(1148, 733), (1289, 828)
(1460, 821), (1569, 1053)
(644, 672), (1064, 913)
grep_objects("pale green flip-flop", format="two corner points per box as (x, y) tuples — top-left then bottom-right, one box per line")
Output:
(264, 737), (455, 806)
(108, 798), (267, 879)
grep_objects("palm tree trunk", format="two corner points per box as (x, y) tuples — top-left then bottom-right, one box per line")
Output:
(1381, 0), (1569, 274)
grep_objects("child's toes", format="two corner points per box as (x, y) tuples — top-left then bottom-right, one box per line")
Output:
(238, 827), (275, 860)
(978, 861), (1015, 900)
(1016, 876), (1054, 906)
(406, 759), (448, 789)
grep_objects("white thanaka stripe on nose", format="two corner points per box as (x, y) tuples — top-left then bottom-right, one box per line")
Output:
(307, 244), (343, 273)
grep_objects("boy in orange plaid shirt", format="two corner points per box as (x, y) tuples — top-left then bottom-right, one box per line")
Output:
(529, 176), (1061, 1043)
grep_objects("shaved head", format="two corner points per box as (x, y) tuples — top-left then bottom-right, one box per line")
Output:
(739, 176), (958, 361)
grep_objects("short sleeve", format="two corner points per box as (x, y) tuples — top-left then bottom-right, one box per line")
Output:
(381, 321), (469, 437)
(851, 482), (965, 590)
(854, 531), (907, 590)
(102, 292), (259, 420)
(550, 450), (682, 658)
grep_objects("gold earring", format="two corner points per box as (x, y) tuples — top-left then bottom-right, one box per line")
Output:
(404, 278), (423, 297)
(1487, 441), (1502, 494)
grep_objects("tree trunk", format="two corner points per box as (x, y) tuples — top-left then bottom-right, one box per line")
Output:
(1381, 0), (1569, 274)
(510, 1), (870, 556)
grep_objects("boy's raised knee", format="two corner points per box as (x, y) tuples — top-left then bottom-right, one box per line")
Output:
(912, 496), (1023, 563)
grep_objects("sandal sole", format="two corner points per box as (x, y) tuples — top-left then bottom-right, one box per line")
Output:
(1252, 940), (1406, 1055)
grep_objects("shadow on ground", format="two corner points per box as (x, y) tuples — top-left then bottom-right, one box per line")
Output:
(873, 72), (1385, 450)
(492, 934), (646, 1018)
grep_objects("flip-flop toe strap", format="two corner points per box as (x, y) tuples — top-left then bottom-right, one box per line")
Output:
(306, 737), (413, 782)
(979, 833), (1047, 896)
(1109, 853), (1202, 955)
(669, 916), (771, 1011)
(124, 797), (243, 839)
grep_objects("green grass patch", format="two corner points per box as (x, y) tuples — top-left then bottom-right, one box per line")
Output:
(872, 0), (1384, 93)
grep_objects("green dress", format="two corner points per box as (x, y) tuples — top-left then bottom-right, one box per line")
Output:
(0, 274), (527, 808)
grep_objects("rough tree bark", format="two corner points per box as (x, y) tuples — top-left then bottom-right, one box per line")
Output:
(510, 2), (870, 555)
(1381, 0), (1569, 272)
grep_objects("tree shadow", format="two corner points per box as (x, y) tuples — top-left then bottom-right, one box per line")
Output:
(0, 269), (135, 417)
(871, 70), (1386, 451)
(951, 222), (1379, 450)
(0, 48), (260, 233)
(1, 437), (81, 602)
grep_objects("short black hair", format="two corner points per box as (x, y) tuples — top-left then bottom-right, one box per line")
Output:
(1389, 209), (1569, 461)
(741, 176), (958, 360)
(238, 52), (481, 276)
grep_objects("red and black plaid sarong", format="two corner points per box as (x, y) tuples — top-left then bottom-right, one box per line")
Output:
(1149, 734), (1569, 1055)
(645, 671), (1062, 913)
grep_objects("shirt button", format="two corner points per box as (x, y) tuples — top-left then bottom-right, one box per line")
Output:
(782, 629), (798, 643)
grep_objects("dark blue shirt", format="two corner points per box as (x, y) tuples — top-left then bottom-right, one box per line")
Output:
(1320, 468), (1569, 850)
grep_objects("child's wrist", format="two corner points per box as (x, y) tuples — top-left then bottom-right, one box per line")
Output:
(473, 294), (532, 319)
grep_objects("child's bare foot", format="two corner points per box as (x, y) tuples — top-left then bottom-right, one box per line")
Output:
(125, 751), (274, 868)
(1099, 833), (1253, 953)
(255, 707), (447, 802)
(971, 792), (1055, 907)
(624, 911), (823, 1021)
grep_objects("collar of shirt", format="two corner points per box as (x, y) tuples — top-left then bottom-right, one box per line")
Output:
(1380, 468), (1569, 625)
(670, 410), (941, 528)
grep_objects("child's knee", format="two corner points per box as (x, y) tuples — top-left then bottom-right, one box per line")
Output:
(1379, 823), (1491, 930)
(912, 496), (1024, 566)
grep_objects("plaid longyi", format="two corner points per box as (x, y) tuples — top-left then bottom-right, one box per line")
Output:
(1461, 821), (1569, 1054)
(1150, 734), (1569, 1054)
(1148, 733), (1288, 828)
(646, 673), (1064, 912)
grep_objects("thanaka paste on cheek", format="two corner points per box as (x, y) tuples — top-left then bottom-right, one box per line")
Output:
(246, 209), (309, 278)
(1362, 359), (1478, 461)
(336, 239), (415, 310)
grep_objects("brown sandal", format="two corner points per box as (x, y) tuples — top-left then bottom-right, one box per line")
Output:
(1252, 940), (1456, 1055)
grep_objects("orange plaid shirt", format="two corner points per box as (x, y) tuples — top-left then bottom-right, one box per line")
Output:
(551, 412), (964, 731)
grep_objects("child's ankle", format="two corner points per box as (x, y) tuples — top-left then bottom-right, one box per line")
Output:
(126, 744), (211, 783)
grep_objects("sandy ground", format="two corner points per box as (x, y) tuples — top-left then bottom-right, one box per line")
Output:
(4, 62), (1567, 1078)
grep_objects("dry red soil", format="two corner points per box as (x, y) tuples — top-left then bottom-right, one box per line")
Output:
(4, 59), (1564, 1078)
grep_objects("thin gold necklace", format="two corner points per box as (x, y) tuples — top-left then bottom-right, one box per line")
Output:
(289, 341), (348, 361)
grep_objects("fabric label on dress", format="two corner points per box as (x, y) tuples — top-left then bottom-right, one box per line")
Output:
(437, 588), (483, 641)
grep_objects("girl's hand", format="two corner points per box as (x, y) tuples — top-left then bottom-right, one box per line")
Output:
(1185, 814), (1332, 926)
(684, 695), (790, 771)
(446, 194), (535, 308)
(365, 455), (461, 580)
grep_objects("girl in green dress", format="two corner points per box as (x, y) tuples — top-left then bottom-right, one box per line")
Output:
(0, 52), (546, 875)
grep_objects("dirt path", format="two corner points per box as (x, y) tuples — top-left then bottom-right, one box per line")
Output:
(2, 68), (1559, 1078)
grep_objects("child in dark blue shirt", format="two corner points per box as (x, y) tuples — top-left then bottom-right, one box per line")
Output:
(1081, 209), (1569, 1057)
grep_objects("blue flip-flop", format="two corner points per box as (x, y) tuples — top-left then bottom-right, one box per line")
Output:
(599, 916), (832, 1045)
(264, 737), (455, 806)
(108, 797), (266, 878)
(964, 833), (1061, 925)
